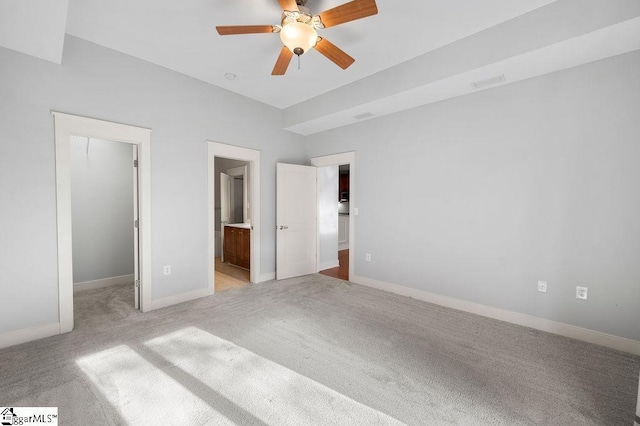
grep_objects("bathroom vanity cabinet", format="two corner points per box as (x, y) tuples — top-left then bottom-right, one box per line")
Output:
(223, 224), (250, 269)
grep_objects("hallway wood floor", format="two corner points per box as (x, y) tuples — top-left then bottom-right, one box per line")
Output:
(319, 249), (349, 281)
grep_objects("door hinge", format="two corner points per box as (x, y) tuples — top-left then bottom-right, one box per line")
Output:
(135, 280), (140, 288)
(134, 219), (139, 228)
(134, 160), (138, 167)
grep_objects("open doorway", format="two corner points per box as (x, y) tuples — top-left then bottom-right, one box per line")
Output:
(70, 136), (138, 298)
(208, 141), (261, 293)
(317, 164), (350, 281)
(69, 136), (140, 325)
(53, 112), (152, 334)
(215, 157), (250, 291)
(311, 152), (355, 282)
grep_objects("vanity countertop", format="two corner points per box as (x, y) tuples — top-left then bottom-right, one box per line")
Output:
(225, 223), (251, 229)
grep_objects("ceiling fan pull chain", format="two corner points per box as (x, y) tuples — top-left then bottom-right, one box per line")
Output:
(298, 54), (301, 70)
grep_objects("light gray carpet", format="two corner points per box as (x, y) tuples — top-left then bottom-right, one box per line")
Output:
(0, 274), (638, 425)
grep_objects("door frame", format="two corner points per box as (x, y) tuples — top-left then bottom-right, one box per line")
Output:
(53, 112), (152, 333)
(310, 152), (355, 279)
(132, 145), (140, 309)
(208, 141), (261, 288)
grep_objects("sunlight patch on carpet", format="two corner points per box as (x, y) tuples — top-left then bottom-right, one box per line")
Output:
(76, 345), (235, 425)
(144, 327), (405, 425)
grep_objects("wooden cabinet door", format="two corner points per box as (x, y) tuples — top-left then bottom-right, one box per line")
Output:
(224, 226), (250, 269)
(339, 173), (349, 201)
(223, 226), (236, 265)
(236, 228), (250, 269)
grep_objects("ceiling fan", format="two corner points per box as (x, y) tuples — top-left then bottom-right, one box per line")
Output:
(216, 0), (378, 75)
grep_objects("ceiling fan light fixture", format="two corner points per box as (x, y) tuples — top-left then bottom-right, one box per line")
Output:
(280, 21), (317, 55)
(217, 0), (379, 75)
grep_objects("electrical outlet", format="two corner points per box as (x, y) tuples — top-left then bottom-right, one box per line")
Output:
(537, 281), (547, 293)
(163, 265), (171, 275)
(365, 253), (371, 262)
(576, 286), (588, 300)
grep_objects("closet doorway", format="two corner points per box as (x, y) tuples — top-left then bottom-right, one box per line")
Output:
(53, 112), (152, 334)
(70, 136), (140, 308)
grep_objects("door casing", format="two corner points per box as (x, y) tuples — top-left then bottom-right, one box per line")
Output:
(53, 112), (152, 333)
(208, 141), (261, 287)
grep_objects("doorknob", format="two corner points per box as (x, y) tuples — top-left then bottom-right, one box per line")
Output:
(279, 225), (289, 230)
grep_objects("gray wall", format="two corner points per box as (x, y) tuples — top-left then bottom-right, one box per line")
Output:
(0, 36), (306, 334)
(306, 51), (640, 341)
(70, 136), (134, 283)
(1, 33), (638, 344)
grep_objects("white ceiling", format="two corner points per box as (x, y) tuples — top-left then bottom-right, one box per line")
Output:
(63, 0), (557, 109)
(1, 0), (639, 135)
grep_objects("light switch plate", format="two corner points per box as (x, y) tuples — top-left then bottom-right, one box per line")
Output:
(576, 286), (588, 300)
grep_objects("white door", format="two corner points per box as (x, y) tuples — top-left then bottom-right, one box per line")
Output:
(220, 172), (231, 262)
(277, 163), (317, 280)
(132, 146), (140, 309)
(226, 165), (249, 223)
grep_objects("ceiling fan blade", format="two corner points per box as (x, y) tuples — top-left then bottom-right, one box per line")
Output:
(278, 0), (299, 12)
(216, 25), (274, 35)
(314, 38), (355, 70)
(272, 47), (294, 75)
(318, 0), (378, 28)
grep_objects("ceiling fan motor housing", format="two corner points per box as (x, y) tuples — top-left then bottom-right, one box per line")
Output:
(281, 6), (313, 21)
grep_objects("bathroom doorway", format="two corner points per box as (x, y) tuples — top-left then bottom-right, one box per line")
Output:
(208, 142), (261, 294)
(215, 157), (251, 291)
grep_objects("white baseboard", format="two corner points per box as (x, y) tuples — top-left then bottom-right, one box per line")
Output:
(74, 274), (134, 292)
(351, 274), (640, 356)
(150, 287), (214, 311)
(319, 260), (340, 271)
(0, 322), (60, 349)
(260, 272), (276, 283)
